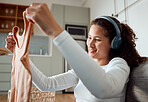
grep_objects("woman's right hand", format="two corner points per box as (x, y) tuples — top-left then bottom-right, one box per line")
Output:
(25, 3), (63, 39)
(5, 32), (16, 53)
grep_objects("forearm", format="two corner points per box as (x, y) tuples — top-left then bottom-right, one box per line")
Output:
(53, 31), (130, 98)
(29, 59), (48, 90)
(29, 59), (78, 91)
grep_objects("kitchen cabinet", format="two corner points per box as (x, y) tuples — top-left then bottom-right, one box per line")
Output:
(51, 4), (90, 27)
(51, 4), (90, 75)
(51, 4), (90, 74)
(29, 56), (52, 77)
(64, 5), (90, 25)
(51, 4), (64, 28)
(51, 4), (90, 76)
(0, 55), (53, 93)
(0, 3), (34, 34)
(0, 55), (12, 92)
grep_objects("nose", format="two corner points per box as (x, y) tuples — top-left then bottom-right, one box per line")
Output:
(87, 39), (95, 48)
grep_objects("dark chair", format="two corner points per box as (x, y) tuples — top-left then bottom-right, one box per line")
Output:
(126, 58), (148, 102)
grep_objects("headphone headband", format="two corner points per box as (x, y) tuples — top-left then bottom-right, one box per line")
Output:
(96, 16), (122, 49)
(97, 16), (121, 37)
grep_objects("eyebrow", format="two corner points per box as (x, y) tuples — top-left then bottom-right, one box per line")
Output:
(88, 34), (102, 39)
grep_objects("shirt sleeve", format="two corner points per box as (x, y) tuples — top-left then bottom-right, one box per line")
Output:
(29, 59), (78, 91)
(53, 30), (130, 99)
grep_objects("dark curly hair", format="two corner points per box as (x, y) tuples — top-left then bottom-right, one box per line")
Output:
(90, 16), (147, 69)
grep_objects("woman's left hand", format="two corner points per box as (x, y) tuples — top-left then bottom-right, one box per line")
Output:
(25, 3), (63, 39)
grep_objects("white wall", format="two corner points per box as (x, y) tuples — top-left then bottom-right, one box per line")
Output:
(84, 0), (114, 21)
(128, 0), (148, 57)
(84, 0), (148, 57)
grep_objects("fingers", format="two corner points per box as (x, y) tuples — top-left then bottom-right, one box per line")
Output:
(5, 41), (15, 48)
(5, 34), (16, 46)
(5, 37), (16, 44)
(25, 3), (63, 37)
(5, 32), (16, 53)
(25, 8), (36, 24)
(31, 3), (41, 6)
(25, 3), (48, 24)
(7, 35), (13, 39)
(5, 39), (15, 53)
(25, 3), (39, 24)
(24, 9), (35, 24)
(23, 3), (42, 24)
(7, 32), (13, 39)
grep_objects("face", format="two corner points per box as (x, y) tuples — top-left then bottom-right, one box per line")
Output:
(87, 25), (111, 63)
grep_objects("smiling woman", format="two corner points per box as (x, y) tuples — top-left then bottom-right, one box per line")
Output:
(87, 25), (111, 65)
(4, 2), (147, 102)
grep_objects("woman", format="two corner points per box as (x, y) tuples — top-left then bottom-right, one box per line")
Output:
(5, 3), (146, 102)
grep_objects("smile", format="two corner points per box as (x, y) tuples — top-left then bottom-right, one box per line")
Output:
(89, 49), (97, 53)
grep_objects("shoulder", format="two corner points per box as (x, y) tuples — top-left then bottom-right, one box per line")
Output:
(109, 57), (128, 66)
(106, 57), (130, 72)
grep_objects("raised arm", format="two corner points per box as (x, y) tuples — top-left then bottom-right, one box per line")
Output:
(26, 3), (130, 98)
(29, 59), (78, 91)
(53, 31), (130, 98)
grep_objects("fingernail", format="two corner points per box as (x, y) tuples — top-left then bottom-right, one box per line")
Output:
(9, 32), (13, 35)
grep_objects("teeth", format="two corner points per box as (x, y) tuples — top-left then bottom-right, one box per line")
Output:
(89, 49), (96, 53)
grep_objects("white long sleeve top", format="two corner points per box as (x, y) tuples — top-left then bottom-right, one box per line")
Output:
(29, 30), (130, 102)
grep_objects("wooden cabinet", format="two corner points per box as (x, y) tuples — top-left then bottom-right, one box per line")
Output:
(0, 3), (33, 34)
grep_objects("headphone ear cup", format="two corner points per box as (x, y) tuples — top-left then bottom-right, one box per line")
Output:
(111, 37), (122, 49)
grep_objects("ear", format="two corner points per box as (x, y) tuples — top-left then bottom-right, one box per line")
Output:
(23, 11), (29, 34)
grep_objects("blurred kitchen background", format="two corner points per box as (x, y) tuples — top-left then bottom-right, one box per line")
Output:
(0, 0), (148, 94)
